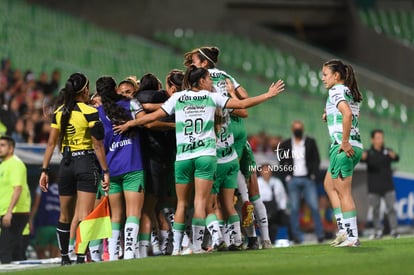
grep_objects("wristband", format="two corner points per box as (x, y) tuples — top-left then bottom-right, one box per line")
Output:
(102, 169), (110, 174)
(41, 167), (49, 174)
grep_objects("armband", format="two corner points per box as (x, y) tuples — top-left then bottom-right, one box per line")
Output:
(91, 121), (105, 140)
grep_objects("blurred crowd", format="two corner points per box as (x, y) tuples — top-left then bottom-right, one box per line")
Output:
(0, 58), (61, 143)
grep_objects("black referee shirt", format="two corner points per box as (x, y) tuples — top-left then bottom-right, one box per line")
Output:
(362, 146), (399, 195)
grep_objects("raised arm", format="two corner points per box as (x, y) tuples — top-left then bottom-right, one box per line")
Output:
(225, 80), (285, 109)
(113, 108), (168, 134)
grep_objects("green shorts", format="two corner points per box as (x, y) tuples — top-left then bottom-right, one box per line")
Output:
(35, 226), (58, 247)
(239, 142), (256, 178)
(230, 116), (248, 159)
(109, 170), (145, 194)
(175, 155), (217, 184)
(212, 159), (240, 194)
(328, 144), (362, 179)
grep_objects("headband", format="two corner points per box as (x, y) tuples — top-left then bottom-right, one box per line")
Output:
(76, 79), (89, 93)
(198, 49), (215, 65)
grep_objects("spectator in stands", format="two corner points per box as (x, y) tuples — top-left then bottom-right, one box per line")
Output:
(361, 129), (400, 239)
(48, 69), (61, 96)
(0, 135), (31, 264)
(278, 120), (324, 244)
(11, 118), (27, 143)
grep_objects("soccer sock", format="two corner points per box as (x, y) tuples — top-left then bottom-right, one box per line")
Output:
(192, 218), (206, 252)
(138, 233), (150, 258)
(172, 222), (185, 253)
(68, 237), (75, 257)
(89, 239), (102, 262)
(160, 230), (170, 254)
(251, 195), (270, 241)
(237, 172), (249, 202)
(219, 220), (230, 246)
(228, 214), (242, 246)
(206, 214), (223, 246)
(343, 210), (358, 240)
(108, 222), (121, 261)
(151, 228), (161, 255)
(124, 217), (139, 260)
(244, 223), (257, 238)
(162, 207), (175, 229)
(333, 207), (345, 232)
(56, 222), (71, 257)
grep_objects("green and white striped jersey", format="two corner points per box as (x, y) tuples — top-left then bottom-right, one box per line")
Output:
(161, 89), (229, 161)
(325, 84), (363, 148)
(209, 68), (238, 164)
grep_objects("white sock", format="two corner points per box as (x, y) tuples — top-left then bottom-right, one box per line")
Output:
(172, 223), (185, 253)
(237, 172), (249, 202)
(252, 198), (270, 241)
(162, 208), (175, 229)
(335, 213), (346, 233)
(139, 240), (149, 258)
(192, 224), (205, 252)
(343, 215), (359, 240)
(244, 223), (257, 238)
(108, 229), (120, 261)
(151, 229), (161, 255)
(124, 222), (139, 260)
(182, 231), (190, 248)
(221, 223), (230, 246)
(160, 230), (169, 254)
(206, 215), (223, 246)
(88, 242), (102, 262)
(228, 215), (242, 246)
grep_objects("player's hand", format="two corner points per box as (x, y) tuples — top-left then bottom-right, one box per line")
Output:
(113, 121), (130, 134)
(2, 212), (12, 228)
(267, 80), (285, 98)
(322, 109), (327, 122)
(339, 141), (354, 157)
(225, 78), (236, 97)
(101, 173), (110, 192)
(39, 173), (49, 192)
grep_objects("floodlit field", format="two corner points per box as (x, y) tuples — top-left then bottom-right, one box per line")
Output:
(4, 237), (413, 275)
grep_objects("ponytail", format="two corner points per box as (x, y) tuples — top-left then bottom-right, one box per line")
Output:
(344, 64), (362, 102)
(59, 72), (88, 147)
(97, 76), (132, 125)
(183, 65), (209, 90)
(324, 59), (362, 103)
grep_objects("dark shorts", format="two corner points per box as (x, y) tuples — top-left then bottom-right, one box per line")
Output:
(146, 158), (175, 197)
(58, 153), (100, 196)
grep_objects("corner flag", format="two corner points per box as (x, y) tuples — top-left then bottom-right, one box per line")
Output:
(75, 196), (112, 254)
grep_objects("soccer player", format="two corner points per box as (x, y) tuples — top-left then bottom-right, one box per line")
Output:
(39, 73), (110, 265)
(96, 76), (145, 260)
(184, 46), (272, 249)
(114, 65), (284, 254)
(321, 59), (363, 247)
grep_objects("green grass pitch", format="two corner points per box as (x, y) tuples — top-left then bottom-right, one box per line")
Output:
(9, 237), (414, 275)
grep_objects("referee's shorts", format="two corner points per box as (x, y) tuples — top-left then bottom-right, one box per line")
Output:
(58, 150), (100, 195)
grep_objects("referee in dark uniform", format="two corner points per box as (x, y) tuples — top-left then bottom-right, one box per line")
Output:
(361, 129), (399, 239)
